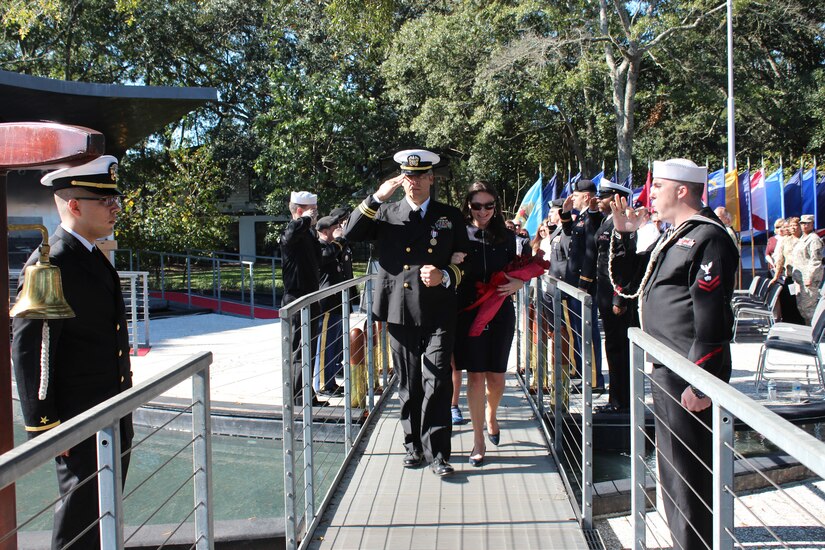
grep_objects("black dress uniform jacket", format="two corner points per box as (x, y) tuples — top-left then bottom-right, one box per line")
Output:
(614, 208), (739, 372)
(611, 207), (739, 550)
(13, 227), (133, 436)
(318, 237), (348, 314)
(345, 194), (469, 464)
(345, 196), (469, 325)
(280, 215), (322, 305)
(12, 227), (133, 549)
(561, 208), (603, 294)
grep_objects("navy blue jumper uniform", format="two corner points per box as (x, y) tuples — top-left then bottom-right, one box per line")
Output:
(611, 208), (739, 550)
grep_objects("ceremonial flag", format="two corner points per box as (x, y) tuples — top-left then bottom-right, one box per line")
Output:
(764, 167), (784, 227)
(724, 168), (741, 231)
(514, 172), (544, 238)
(635, 165), (652, 209)
(737, 170), (750, 232)
(622, 173), (632, 189)
(749, 169), (767, 231)
(591, 170), (604, 189)
(816, 172), (825, 229)
(784, 169), (802, 218)
(560, 172), (580, 199)
(707, 168), (725, 210)
(801, 166), (817, 226)
(541, 172), (558, 220)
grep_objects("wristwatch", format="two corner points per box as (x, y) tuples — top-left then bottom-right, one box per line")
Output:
(440, 269), (450, 288)
(690, 386), (707, 399)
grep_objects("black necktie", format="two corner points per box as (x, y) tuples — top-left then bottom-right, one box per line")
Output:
(411, 209), (422, 223)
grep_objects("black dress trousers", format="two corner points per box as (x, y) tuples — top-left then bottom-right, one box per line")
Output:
(649, 364), (716, 550)
(387, 323), (454, 463)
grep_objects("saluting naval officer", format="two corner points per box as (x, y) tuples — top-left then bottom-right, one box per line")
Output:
(345, 149), (469, 477)
(594, 178), (636, 413)
(12, 155), (133, 549)
(560, 179), (605, 390)
(609, 158), (739, 550)
(280, 191), (324, 405)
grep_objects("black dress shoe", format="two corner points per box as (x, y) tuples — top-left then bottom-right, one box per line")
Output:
(403, 449), (423, 468)
(431, 458), (454, 477)
(592, 385), (607, 395)
(318, 385), (344, 397)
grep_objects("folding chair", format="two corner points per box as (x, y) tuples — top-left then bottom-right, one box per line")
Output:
(732, 282), (782, 342)
(755, 296), (825, 391)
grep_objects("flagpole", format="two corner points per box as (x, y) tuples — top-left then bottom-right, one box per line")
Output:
(726, 0), (736, 172)
(748, 158), (755, 280)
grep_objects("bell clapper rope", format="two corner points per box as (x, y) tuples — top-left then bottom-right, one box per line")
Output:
(38, 321), (50, 400)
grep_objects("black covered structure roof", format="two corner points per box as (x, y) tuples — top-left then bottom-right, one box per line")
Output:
(0, 70), (217, 156)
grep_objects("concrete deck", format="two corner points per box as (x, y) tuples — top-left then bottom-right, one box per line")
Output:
(306, 377), (588, 550)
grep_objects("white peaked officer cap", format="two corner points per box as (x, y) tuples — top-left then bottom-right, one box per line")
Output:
(290, 191), (317, 205)
(597, 177), (630, 196)
(40, 155), (121, 195)
(652, 158), (708, 184)
(393, 149), (440, 175)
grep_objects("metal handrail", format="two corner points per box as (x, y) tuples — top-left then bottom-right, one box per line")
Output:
(517, 276), (595, 529)
(628, 327), (825, 550)
(277, 274), (373, 317)
(628, 328), (825, 480)
(0, 351), (212, 490)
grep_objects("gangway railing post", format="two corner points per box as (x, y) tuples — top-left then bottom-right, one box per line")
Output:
(186, 254), (192, 307)
(281, 309), (298, 550)
(249, 261), (255, 318)
(381, 323), (389, 388)
(160, 252), (166, 300)
(271, 258), (277, 307)
(97, 423), (124, 549)
(629, 337), (646, 550)
(365, 278), (375, 412)
(342, 290), (353, 448)
(130, 275), (139, 356)
(581, 294), (593, 529)
(536, 278), (545, 416)
(521, 286), (530, 389)
(193, 366), (214, 550)
(713, 402), (735, 550)
(300, 306), (315, 525)
(142, 272), (150, 348)
(553, 284), (563, 456)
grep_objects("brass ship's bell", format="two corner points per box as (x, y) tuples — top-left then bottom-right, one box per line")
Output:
(9, 225), (75, 319)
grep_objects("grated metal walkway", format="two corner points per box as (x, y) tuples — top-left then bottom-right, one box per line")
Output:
(306, 375), (588, 549)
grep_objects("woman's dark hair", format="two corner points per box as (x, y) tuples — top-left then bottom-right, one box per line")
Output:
(461, 181), (508, 243)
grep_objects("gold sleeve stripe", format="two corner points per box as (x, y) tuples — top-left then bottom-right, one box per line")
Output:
(580, 276), (594, 282)
(448, 264), (462, 287)
(26, 420), (61, 432)
(358, 203), (377, 219)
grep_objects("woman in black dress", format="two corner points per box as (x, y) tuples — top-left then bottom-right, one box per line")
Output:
(454, 181), (523, 466)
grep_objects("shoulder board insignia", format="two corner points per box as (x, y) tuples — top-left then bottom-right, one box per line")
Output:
(676, 237), (695, 249)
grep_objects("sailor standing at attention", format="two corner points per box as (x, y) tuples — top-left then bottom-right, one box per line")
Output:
(609, 158), (739, 550)
(345, 149), (469, 477)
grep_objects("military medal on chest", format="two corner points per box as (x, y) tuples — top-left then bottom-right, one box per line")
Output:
(430, 229), (438, 246)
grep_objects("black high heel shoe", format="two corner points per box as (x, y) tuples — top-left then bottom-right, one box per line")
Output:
(468, 446), (485, 467)
(487, 430), (500, 446)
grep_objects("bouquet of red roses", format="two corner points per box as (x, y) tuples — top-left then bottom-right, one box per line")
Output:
(462, 250), (550, 337)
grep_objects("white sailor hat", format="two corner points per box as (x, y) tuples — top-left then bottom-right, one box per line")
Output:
(393, 149), (440, 175)
(652, 158), (707, 184)
(40, 155), (121, 195)
(597, 177), (630, 197)
(290, 191), (317, 205)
